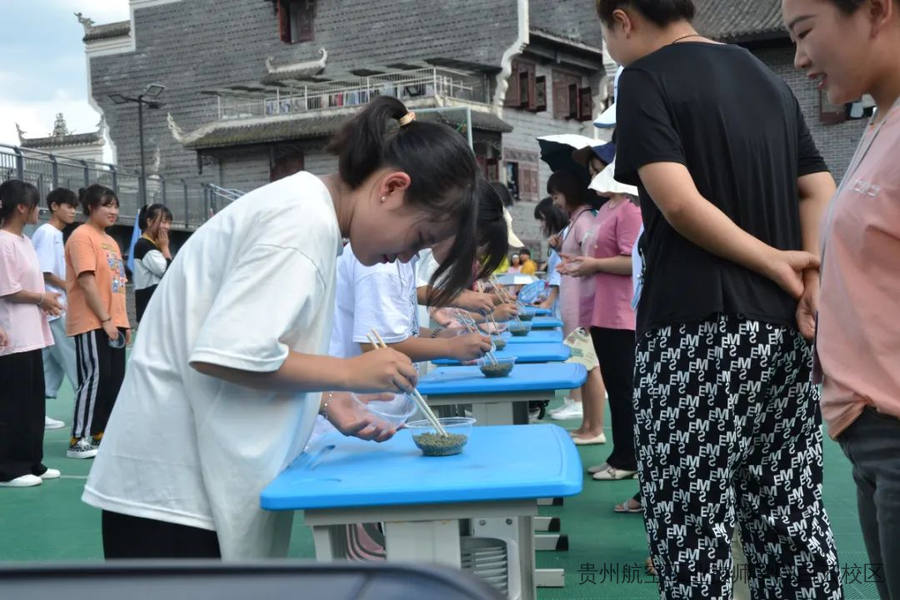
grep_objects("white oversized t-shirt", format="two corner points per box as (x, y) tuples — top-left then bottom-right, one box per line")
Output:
(82, 172), (341, 559)
(30, 223), (67, 320)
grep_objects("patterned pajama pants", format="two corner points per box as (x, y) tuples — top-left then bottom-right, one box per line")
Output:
(633, 315), (842, 599)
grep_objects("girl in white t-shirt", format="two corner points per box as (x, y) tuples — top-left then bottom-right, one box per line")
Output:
(83, 97), (482, 559)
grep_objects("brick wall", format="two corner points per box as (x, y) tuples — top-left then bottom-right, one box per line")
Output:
(90, 0), (519, 185)
(753, 46), (866, 180)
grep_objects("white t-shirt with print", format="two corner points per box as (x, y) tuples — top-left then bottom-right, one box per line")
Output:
(82, 172), (341, 559)
(30, 223), (67, 320)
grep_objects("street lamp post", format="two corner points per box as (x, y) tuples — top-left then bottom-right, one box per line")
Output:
(109, 83), (166, 206)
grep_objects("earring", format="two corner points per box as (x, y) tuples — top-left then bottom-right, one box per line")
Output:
(380, 196), (386, 203)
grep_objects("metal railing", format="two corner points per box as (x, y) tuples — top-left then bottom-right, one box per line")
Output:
(0, 144), (236, 230)
(217, 67), (491, 121)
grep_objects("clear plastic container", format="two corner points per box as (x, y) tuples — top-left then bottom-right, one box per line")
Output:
(491, 336), (507, 351)
(478, 356), (516, 378)
(365, 393), (418, 427)
(407, 417), (476, 456)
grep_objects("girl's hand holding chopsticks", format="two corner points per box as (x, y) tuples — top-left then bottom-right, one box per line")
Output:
(345, 345), (418, 394)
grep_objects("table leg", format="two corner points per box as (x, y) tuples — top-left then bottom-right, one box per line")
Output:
(471, 516), (536, 600)
(383, 519), (462, 568)
(471, 402), (515, 426)
(311, 525), (341, 561)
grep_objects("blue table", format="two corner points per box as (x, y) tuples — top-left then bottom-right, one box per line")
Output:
(431, 343), (570, 366)
(503, 328), (563, 344)
(528, 316), (563, 329)
(262, 425), (582, 600)
(418, 362), (586, 427)
(520, 306), (551, 317)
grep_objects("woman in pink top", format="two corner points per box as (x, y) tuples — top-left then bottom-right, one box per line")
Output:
(0, 180), (64, 488)
(562, 162), (642, 483)
(549, 170), (607, 445)
(785, 1), (900, 597)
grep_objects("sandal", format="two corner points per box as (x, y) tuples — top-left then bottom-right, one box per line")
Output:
(613, 497), (643, 513)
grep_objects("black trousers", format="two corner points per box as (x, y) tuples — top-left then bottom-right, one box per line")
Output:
(102, 510), (221, 559)
(0, 349), (46, 481)
(590, 326), (637, 471)
(73, 329), (126, 439)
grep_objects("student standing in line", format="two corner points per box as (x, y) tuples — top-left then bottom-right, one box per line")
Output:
(549, 170), (607, 444)
(133, 203), (173, 323)
(599, 0), (841, 596)
(0, 180), (63, 488)
(784, 1), (900, 598)
(64, 185), (130, 460)
(81, 97), (482, 560)
(31, 187), (79, 429)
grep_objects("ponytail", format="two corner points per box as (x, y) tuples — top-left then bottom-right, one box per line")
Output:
(327, 96), (479, 305)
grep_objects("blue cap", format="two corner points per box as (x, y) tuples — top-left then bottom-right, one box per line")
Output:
(591, 142), (616, 165)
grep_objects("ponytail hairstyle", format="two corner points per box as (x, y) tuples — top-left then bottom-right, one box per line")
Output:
(473, 180), (508, 280)
(326, 96), (478, 305)
(0, 179), (40, 225)
(138, 203), (174, 232)
(78, 184), (119, 216)
(534, 196), (568, 237)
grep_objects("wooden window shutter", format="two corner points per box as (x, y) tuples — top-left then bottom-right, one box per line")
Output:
(518, 70), (530, 108)
(526, 64), (537, 110)
(278, 0), (291, 43)
(578, 87), (593, 121)
(567, 83), (578, 118)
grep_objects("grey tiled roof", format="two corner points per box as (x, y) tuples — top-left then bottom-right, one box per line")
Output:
(694, 0), (788, 43)
(21, 132), (103, 148)
(184, 110), (512, 150)
(83, 21), (131, 42)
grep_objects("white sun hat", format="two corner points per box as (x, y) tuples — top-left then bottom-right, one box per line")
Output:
(589, 161), (638, 197)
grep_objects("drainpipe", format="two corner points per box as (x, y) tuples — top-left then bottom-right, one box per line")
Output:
(492, 0), (529, 112)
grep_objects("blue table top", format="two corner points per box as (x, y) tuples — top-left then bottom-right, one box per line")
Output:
(520, 306), (551, 317)
(502, 328), (563, 344)
(529, 316), (563, 329)
(417, 362), (586, 395)
(431, 342), (570, 366)
(261, 424), (583, 511)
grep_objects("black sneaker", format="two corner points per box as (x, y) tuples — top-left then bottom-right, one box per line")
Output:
(67, 438), (98, 459)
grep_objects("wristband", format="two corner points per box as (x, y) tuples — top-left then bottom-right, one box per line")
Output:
(37, 293), (44, 308)
(429, 326), (445, 339)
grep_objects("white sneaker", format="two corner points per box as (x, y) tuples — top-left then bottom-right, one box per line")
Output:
(38, 467), (61, 480)
(550, 402), (583, 421)
(66, 438), (98, 459)
(549, 398), (577, 416)
(592, 466), (638, 481)
(0, 474), (42, 488)
(45, 416), (66, 430)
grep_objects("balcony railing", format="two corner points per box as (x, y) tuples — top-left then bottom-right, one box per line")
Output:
(0, 144), (235, 230)
(217, 67), (491, 121)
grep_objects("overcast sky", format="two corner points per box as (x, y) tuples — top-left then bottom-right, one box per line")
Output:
(0, 0), (129, 152)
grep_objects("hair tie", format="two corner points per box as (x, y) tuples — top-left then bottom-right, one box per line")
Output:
(397, 111), (416, 127)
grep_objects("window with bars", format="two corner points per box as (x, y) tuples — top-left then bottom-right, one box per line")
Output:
(278, 0), (316, 44)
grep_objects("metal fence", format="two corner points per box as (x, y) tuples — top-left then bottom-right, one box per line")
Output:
(0, 144), (238, 230)
(218, 66), (491, 121)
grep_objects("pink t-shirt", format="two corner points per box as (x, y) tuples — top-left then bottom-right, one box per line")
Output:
(0, 229), (53, 356)
(587, 198), (642, 330)
(559, 206), (598, 335)
(818, 109), (900, 439)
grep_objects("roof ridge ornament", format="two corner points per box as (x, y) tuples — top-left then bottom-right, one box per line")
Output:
(74, 12), (95, 34)
(265, 48), (327, 75)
